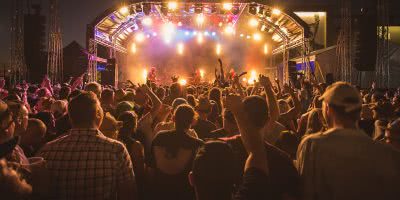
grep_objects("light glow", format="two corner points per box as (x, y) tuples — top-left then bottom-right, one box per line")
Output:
(142, 69), (148, 82)
(253, 33), (262, 41)
(177, 43), (184, 55)
(224, 26), (235, 34)
(199, 69), (205, 79)
(161, 22), (175, 43)
(130, 43), (137, 54)
(216, 44), (222, 55)
(168, 2), (178, 10)
(263, 44), (269, 54)
(197, 34), (204, 44)
(119, 6), (129, 14)
(248, 70), (257, 85)
(179, 79), (187, 86)
(135, 33), (145, 42)
(222, 3), (233, 11)
(272, 8), (281, 15)
(249, 18), (259, 27)
(142, 17), (152, 26)
(196, 14), (205, 26)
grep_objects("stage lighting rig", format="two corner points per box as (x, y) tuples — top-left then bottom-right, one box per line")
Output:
(272, 8), (281, 15)
(143, 3), (151, 15)
(258, 6), (265, 15)
(249, 3), (258, 15)
(195, 3), (203, 14)
(119, 6), (129, 15)
(135, 4), (143, 13)
(232, 4), (240, 15)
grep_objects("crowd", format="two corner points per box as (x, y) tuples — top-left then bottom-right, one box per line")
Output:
(0, 69), (400, 200)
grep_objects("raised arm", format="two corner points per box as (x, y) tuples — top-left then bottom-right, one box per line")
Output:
(259, 75), (280, 126)
(140, 84), (162, 118)
(280, 84), (301, 121)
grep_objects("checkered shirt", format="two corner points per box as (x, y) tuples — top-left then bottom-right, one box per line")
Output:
(39, 129), (135, 200)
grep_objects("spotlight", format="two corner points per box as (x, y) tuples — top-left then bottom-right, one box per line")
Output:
(224, 25), (235, 35)
(263, 44), (269, 55)
(185, 31), (190, 36)
(199, 69), (205, 78)
(130, 43), (137, 54)
(152, 32), (157, 36)
(119, 6), (129, 14)
(179, 79), (187, 86)
(177, 43), (184, 55)
(197, 34), (204, 44)
(196, 14), (205, 26)
(222, 3), (233, 11)
(211, 32), (216, 36)
(142, 17), (152, 26)
(178, 22), (183, 26)
(218, 22), (223, 27)
(272, 8), (281, 15)
(193, 31), (198, 36)
(249, 18), (259, 27)
(249, 3), (258, 15)
(216, 44), (222, 55)
(168, 2), (178, 10)
(161, 22), (175, 42)
(204, 31), (209, 36)
(253, 33), (262, 41)
(246, 35), (251, 39)
(135, 32), (145, 42)
(240, 34), (244, 37)
(143, 69), (148, 81)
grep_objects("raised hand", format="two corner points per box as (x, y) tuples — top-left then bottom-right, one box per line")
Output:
(259, 74), (272, 88)
(225, 94), (242, 114)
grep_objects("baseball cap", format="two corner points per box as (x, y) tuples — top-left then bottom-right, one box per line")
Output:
(319, 82), (362, 112)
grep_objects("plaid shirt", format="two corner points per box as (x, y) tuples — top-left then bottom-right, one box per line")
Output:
(39, 129), (135, 200)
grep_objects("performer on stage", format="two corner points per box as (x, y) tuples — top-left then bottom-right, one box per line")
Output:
(147, 67), (157, 83)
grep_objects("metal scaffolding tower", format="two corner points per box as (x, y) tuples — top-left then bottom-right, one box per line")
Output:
(336, 0), (353, 84)
(47, 0), (63, 83)
(376, 0), (390, 88)
(10, 0), (27, 85)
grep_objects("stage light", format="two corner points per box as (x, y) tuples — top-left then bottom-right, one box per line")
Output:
(200, 69), (205, 79)
(179, 79), (187, 86)
(146, 34), (151, 38)
(246, 35), (251, 39)
(119, 6), (129, 14)
(253, 33), (262, 41)
(130, 43), (137, 54)
(240, 34), (244, 37)
(218, 22), (223, 27)
(263, 44), (269, 55)
(272, 34), (281, 42)
(249, 3), (258, 15)
(197, 34), (204, 44)
(161, 22), (175, 42)
(222, 3), (233, 11)
(249, 18), (259, 27)
(178, 22), (183, 26)
(248, 70), (257, 85)
(142, 17), (152, 26)
(224, 25), (235, 35)
(211, 32), (216, 36)
(135, 32), (145, 42)
(152, 32), (157, 36)
(185, 31), (190, 36)
(204, 31), (209, 36)
(272, 8), (281, 15)
(242, 77), (247, 82)
(281, 27), (289, 35)
(143, 69), (148, 82)
(168, 2), (178, 10)
(177, 43), (184, 55)
(216, 44), (222, 55)
(196, 14), (205, 26)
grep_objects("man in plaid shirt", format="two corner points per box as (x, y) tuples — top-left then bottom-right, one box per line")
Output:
(39, 91), (136, 200)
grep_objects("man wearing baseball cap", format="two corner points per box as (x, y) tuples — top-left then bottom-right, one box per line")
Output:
(297, 82), (400, 200)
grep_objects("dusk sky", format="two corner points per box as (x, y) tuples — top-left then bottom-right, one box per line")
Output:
(0, 0), (120, 63)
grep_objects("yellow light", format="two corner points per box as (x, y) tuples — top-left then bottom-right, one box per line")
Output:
(249, 18), (259, 27)
(177, 43), (184, 55)
(197, 34), (204, 44)
(272, 8), (281, 15)
(248, 70), (257, 85)
(218, 22), (223, 27)
(179, 79), (187, 86)
(253, 33), (262, 41)
(135, 32), (145, 42)
(222, 3), (233, 11)
(143, 69), (148, 81)
(196, 14), (205, 26)
(199, 69), (205, 79)
(263, 44), (269, 55)
(119, 6), (129, 14)
(168, 2), (178, 10)
(224, 26), (235, 34)
(142, 17), (152, 26)
(216, 44), (222, 55)
(242, 77), (247, 82)
(130, 43), (137, 54)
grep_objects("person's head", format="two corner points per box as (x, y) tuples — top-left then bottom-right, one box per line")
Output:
(172, 98), (188, 111)
(242, 96), (269, 130)
(21, 118), (46, 148)
(50, 100), (68, 119)
(99, 113), (122, 139)
(0, 159), (32, 200)
(196, 96), (212, 116)
(101, 88), (115, 105)
(68, 91), (103, 129)
(170, 82), (182, 97)
(6, 101), (28, 136)
(115, 101), (135, 118)
(278, 99), (290, 113)
(187, 95), (197, 108)
(361, 104), (373, 120)
(306, 108), (325, 135)
(117, 111), (138, 137)
(133, 89), (147, 106)
(320, 82), (362, 128)
(190, 141), (237, 200)
(36, 97), (55, 112)
(67, 89), (82, 102)
(84, 82), (102, 98)
(33, 112), (55, 133)
(0, 102), (15, 143)
(37, 88), (51, 98)
(59, 86), (71, 100)
(208, 87), (222, 105)
(371, 102), (393, 120)
(174, 104), (197, 131)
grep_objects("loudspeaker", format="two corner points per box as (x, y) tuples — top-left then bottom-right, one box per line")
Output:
(101, 58), (117, 86)
(352, 1), (377, 71)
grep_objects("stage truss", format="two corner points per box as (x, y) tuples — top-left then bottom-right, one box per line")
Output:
(87, 1), (311, 84)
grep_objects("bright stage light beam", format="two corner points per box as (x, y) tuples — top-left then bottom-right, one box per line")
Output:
(253, 33), (262, 41)
(224, 26), (235, 35)
(119, 6), (129, 14)
(179, 79), (187, 86)
(142, 17), (152, 26)
(248, 70), (257, 85)
(216, 44), (222, 55)
(249, 18), (259, 27)
(177, 43), (184, 55)
(222, 3), (233, 11)
(143, 69), (148, 82)
(168, 2), (178, 10)
(130, 43), (137, 54)
(263, 44), (269, 55)
(196, 14), (205, 26)
(197, 34), (204, 44)
(135, 32), (145, 42)
(272, 8), (281, 15)
(200, 69), (205, 79)
(161, 22), (175, 43)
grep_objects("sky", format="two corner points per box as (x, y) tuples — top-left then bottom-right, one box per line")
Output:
(0, 0), (119, 63)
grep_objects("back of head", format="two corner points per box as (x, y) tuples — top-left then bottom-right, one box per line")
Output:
(242, 95), (269, 129)
(174, 104), (197, 131)
(118, 111), (138, 135)
(68, 89), (82, 102)
(101, 88), (114, 103)
(85, 82), (102, 98)
(68, 92), (100, 128)
(59, 86), (71, 100)
(208, 87), (221, 103)
(51, 100), (67, 118)
(172, 98), (188, 111)
(192, 141), (236, 196)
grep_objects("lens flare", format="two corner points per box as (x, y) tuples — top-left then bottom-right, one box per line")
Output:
(196, 14), (205, 26)
(216, 44), (222, 55)
(179, 79), (187, 86)
(135, 33), (145, 42)
(142, 17), (152, 26)
(249, 18), (259, 27)
(222, 3), (233, 11)
(168, 2), (178, 10)
(177, 43), (184, 55)
(130, 43), (137, 54)
(272, 8), (281, 15)
(119, 6), (129, 14)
